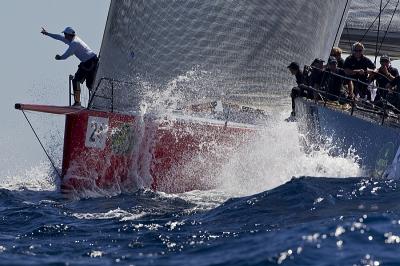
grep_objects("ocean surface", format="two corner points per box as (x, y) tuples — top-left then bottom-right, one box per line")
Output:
(3, 1), (400, 265)
(2, 108), (400, 266)
(2, 175), (400, 265)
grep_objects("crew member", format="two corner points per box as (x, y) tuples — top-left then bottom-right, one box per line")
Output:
(41, 27), (99, 106)
(308, 58), (325, 92)
(323, 56), (353, 102)
(288, 62), (305, 116)
(369, 55), (398, 104)
(330, 47), (345, 68)
(385, 71), (400, 111)
(343, 42), (375, 100)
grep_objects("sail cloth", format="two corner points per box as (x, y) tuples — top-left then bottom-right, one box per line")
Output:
(341, 0), (400, 57)
(92, 0), (350, 113)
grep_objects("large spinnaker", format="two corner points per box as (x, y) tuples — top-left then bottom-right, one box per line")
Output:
(92, 0), (351, 113)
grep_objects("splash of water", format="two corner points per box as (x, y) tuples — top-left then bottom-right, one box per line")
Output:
(4, 69), (363, 201)
(136, 67), (231, 117)
(216, 109), (363, 196)
(117, 71), (363, 198)
(0, 162), (56, 191)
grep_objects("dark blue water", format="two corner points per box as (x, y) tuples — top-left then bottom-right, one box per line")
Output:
(1, 176), (400, 265)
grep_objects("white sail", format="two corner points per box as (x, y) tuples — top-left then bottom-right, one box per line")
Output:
(92, 0), (351, 113)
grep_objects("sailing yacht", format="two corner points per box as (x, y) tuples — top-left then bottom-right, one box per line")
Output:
(15, 0), (351, 195)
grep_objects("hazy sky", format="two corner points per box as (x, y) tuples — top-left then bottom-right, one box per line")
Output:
(0, 0), (110, 176)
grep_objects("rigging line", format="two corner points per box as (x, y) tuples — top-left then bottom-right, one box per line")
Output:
(21, 110), (62, 179)
(359, 0), (391, 42)
(377, 0), (400, 56)
(345, 23), (352, 50)
(375, 0), (384, 65)
(332, 0), (351, 51)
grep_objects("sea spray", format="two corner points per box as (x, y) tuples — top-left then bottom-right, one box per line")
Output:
(0, 162), (56, 191)
(217, 110), (363, 196)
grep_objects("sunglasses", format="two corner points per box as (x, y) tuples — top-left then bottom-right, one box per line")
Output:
(354, 49), (363, 52)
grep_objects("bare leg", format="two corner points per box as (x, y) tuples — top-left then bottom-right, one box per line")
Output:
(74, 82), (81, 105)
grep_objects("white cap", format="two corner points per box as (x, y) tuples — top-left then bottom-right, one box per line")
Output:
(62, 27), (76, 35)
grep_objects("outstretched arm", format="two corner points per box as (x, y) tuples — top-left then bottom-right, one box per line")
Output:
(55, 44), (76, 60)
(41, 27), (69, 44)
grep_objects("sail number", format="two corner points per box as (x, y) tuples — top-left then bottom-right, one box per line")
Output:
(85, 116), (109, 149)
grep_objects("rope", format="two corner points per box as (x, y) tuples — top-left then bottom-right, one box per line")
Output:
(377, 0), (400, 55)
(308, 65), (397, 96)
(345, 23), (352, 50)
(21, 110), (62, 179)
(332, 0), (351, 51)
(375, 0), (384, 65)
(359, 0), (391, 43)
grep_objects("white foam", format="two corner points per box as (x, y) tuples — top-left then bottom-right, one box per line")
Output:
(89, 250), (104, 258)
(72, 207), (146, 221)
(157, 190), (231, 213)
(216, 108), (363, 196)
(0, 162), (56, 191)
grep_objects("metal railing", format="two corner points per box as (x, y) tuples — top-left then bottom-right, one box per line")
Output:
(68, 69), (400, 128)
(68, 75), (73, 107)
(299, 66), (400, 127)
(83, 77), (136, 112)
(68, 75), (136, 112)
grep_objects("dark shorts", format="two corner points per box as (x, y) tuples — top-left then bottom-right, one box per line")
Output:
(291, 85), (314, 99)
(73, 56), (99, 90)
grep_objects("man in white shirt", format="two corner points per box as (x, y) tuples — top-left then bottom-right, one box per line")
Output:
(41, 26), (99, 106)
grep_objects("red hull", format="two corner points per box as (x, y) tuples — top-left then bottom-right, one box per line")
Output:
(15, 103), (259, 194)
(60, 109), (257, 194)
